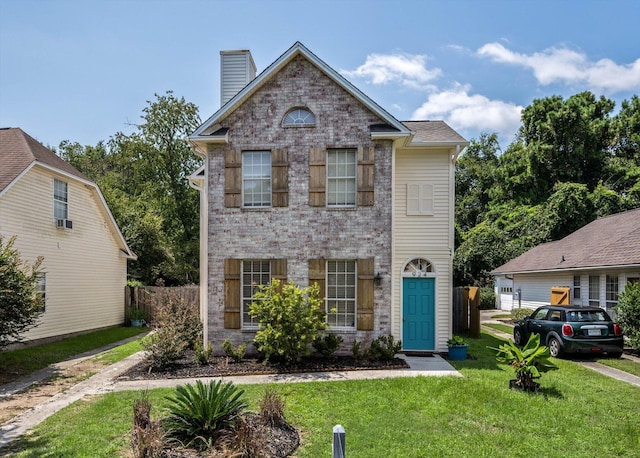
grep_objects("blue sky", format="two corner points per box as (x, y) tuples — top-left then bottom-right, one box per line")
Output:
(1, 0), (639, 150)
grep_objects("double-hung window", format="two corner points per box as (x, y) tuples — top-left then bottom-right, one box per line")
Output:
(53, 179), (68, 220)
(241, 260), (270, 328)
(573, 275), (581, 300)
(326, 260), (356, 328)
(327, 149), (356, 207)
(242, 151), (271, 207)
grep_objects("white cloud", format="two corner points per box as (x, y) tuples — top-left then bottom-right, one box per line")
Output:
(477, 42), (640, 92)
(341, 52), (441, 89)
(412, 84), (523, 142)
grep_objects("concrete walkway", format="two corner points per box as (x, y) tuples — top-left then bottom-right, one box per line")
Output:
(0, 344), (458, 449)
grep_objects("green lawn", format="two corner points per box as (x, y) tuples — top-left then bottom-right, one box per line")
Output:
(6, 332), (640, 457)
(0, 327), (147, 384)
(597, 356), (640, 377)
(483, 322), (514, 335)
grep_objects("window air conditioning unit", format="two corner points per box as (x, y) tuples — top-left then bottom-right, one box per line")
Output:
(55, 219), (73, 229)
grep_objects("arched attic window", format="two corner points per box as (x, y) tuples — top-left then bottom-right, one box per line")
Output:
(283, 108), (316, 126)
(403, 258), (434, 277)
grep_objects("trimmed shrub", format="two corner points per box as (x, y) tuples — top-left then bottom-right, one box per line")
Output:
(312, 333), (343, 359)
(141, 327), (187, 371)
(222, 338), (247, 363)
(617, 282), (640, 350)
(163, 380), (248, 450)
(479, 286), (496, 310)
(367, 335), (402, 361)
(194, 340), (213, 366)
(250, 280), (327, 364)
(511, 307), (532, 321)
(352, 340), (366, 361)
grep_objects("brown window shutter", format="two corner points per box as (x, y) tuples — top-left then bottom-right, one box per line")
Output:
(224, 149), (242, 208)
(272, 149), (289, 207)
(308, 259), (326, 301)
(357, 257), (374, 330)
(309, 147), (326, 207)
(224, 259), (241, 329)
(357, 146), (375, 206)
(270, 259), (287, 292)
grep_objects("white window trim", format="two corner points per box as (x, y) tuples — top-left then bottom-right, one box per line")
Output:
(36, 273), (46, 312)
(326, 259), (357, 330)
(242, 151), (272, 208)
(326, 149), (357, 208)
(605, 274), (619, 311)
(241, 260), (270, 329)
(283, 108), (315, 126)
(53, 178), (68, 220)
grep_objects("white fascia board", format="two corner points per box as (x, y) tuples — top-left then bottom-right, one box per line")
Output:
(33, 163), (137, 260)
(493, 264), (640, 276)
(0, 162), (35, 198)
(191, 42), (410, 138)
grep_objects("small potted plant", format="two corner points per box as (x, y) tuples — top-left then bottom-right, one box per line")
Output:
(490, 333), (556, 392)
(447, 335), (468, 360)
(129, 307), (146, 327)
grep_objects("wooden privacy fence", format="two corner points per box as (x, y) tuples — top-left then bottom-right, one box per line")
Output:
(452, 286), (480, 337)
(124, 285), (199, 325)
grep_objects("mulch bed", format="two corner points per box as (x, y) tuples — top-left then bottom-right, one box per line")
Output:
(117, 351), (409, 381)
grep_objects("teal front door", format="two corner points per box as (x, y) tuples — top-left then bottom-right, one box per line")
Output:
(402, 277), (435, 350)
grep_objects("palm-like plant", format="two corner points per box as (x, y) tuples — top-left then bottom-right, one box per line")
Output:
(490, 333), (557, 392)
(163, 380), (248, 449)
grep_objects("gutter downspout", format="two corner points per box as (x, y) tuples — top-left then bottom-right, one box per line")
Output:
(188, 141), (209, 348)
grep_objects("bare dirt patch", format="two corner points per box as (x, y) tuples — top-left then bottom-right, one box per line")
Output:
(0, 358), (106, 425)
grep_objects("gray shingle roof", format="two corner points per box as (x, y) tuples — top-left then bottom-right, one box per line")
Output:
(492, 207), (640, 274)
(402, 121), (468, 143)
(0, 127), (90, 192)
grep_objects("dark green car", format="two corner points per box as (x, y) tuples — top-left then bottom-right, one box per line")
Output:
(513, 306), (624, 358)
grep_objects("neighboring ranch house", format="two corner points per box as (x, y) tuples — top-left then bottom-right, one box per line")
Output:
(188, 42), (468, 353)
(0, 127), (136, 344)
(492, 208), (640, 316)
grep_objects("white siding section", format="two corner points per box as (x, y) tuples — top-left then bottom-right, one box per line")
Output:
(0, 167), (127, 341)
(511, 272), (573, 310)
(220, 50), (257, 106)
(393, 148), (453, 351)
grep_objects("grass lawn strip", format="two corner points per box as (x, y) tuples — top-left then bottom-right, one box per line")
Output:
(482, 322), (514, 335)
(596, 357), (640, 377)
(0, 327), (147, 386)
(6, 332), (640, 457)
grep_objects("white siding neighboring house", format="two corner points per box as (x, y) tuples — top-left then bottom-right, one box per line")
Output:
(492, 208), (640, 316)
(189, 42), (468, 353)
(0, 127), (136, 344)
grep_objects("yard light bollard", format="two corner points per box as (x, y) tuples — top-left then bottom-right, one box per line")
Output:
(333, 424), (346, 458)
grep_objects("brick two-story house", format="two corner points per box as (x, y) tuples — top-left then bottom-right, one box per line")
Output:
(188, 42), (467, 353)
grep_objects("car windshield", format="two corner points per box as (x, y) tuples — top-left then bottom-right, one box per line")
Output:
(566, 310), (609, 322)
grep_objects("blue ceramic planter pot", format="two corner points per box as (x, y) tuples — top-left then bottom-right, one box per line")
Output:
(448, 344), (468, 360)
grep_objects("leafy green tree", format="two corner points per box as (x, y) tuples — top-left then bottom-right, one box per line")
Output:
(0, 236), (43, 348)
(616, 282), (640, 351)
(519, 92), (614, 201)
(250, 280), (327, 364)
(455, 133), (501, 231)
(59, 91), (202, 285)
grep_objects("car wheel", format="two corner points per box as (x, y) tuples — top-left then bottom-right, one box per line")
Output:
(513, 327), (524, 346)
(548, 336), (562, 358)
(609, 352), (623, 359)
